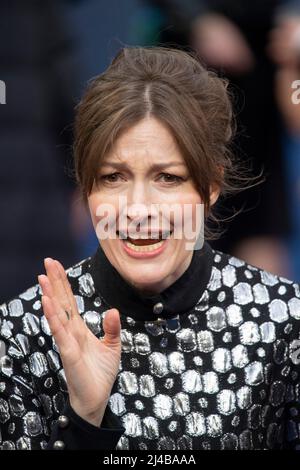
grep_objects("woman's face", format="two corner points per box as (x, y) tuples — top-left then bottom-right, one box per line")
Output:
(88, 117), (219, 294)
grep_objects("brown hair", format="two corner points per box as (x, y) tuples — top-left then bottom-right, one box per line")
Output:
(73, 46), (248, 239)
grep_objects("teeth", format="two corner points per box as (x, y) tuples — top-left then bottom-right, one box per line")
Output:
(124, 240), (165, 252)
(118, 230), (172, 240)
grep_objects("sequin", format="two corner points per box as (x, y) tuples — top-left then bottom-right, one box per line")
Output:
(83, 311), (101, 335)
(261, 271), (278, 286)
(250, 308), (260, 318)
(253, 283), (270, 304)
(233, 283), (253, 305)
(139, 375), (155, 397)
(182, 370), (202, 393)
(9, 395), (25, 417)
(202, 371), (219, 394)
(75, 295), (85, 313)
(173, 392), (190, 415)
(164, 378), (174, 389)
(153, 394), (173, 420)
(212, 348), (232, 373)
(118, 372), (138, 395)
(221, 433), (238, 450)
(270, 381), (286, 406)
(193, 356), (203, 366)
(247, 404), (261, 429)
(228, 373), (237, 384)
(245, 362), (264, 386)
(135, 401), (144, 410)
(168, 352), (185, 374)
(121, 330), (134, 353)
(40, 316), (51, 336)
(143, 417), (159, 439)
(198, 398), (208, 408)
(236, 386), (252, 409)
(222, 265), (237, 287)
(158, 437), (175, 450)
(288, 297), (300, 320)
(186, 412), (206, 436)
(122, 413), (142, 437)
(149, 352), (169, 377)
(226, 305), (243, 327)
(229, 257), (245, 268)
(109, 393), (126, 416)
(176, 329), (197, 352)
(29, 352), (48, 377)
(145, 322), (164, 336)
(67, 265), (82, 278)
(239, 321), (260, 345)
(239, 429), (253, 450)
(269, 299), (288, 323)
(207, 307), (226, 332)
(217, 390), (236, 415)
(78, 273), (95, 297)
(16, 334), (30, 356)
(260, 322), (276, 343)
(289, 339), (300, 365)
(245, 270), (253, 279)
(19, 286), (39, 302)
(168, 420), (178, 432)
(222, 332), (232, 343)
(0, 398), (10, 423)
(206, 414), (222, 436)
(208, 267), (222, 291)
(231, 344), (249, 368)
(23, 412), (43, 436)
(46, 350), (60, 372)
(273, 339), (288, 364)
(217, 291), (226, 302)
(134, 334), (151, 355)
(197, 330), (214, 353)
(8, 299), (24, 317)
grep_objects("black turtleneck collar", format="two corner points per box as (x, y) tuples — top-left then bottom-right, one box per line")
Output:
(89, 241), (214, 322)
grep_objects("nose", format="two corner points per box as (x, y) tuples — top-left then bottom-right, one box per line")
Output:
(125, 181), (155, 228)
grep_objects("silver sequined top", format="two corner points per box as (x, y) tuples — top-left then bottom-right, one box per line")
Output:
(1, 244), (300, 450)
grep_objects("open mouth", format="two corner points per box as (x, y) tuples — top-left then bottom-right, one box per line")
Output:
(116, 229), (173, 253)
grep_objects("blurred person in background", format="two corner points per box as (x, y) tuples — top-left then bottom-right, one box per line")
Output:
(268, 4), (300, 279)
(141, 0), (300, 277)
(0, 0), (82, 302)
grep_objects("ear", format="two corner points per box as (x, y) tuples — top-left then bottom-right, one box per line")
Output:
(209, 183), (221, 207)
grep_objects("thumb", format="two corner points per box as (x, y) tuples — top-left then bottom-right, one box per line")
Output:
(102, 308), (121, 348)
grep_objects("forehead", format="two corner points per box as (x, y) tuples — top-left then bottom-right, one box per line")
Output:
(102, 117), (185, 168)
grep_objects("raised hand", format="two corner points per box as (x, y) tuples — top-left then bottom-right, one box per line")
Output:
(38, 258), (121, 427)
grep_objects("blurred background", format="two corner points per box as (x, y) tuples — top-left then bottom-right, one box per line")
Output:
(0, 0), (299, 303)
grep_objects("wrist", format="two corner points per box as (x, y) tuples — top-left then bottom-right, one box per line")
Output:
(69, 399), (108, 428)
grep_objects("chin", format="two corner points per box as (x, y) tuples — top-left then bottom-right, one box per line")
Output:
(126, 271), (167, 290)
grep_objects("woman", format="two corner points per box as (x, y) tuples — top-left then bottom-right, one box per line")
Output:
(0, 46), (300, 450)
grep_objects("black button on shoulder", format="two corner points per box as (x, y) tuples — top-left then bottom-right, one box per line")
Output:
(153, 302), (164, 315)
(58, 415), (69, 429)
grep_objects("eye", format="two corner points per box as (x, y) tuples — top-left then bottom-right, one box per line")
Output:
(99, 172), (123, 183)
(157, 173), (185, 185)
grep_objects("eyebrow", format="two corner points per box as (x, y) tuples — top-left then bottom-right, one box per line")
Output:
(100, 161), (186, 170)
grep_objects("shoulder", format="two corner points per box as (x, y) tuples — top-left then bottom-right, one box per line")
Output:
(207, 248), (300, 330)
(0, 255), (96, 344)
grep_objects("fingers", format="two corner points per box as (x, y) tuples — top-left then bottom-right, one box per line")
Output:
(44, 258), (72, 314)
(102, 308), (121, 349)
(53, 260), (79, 319)
(41, 295), (70, 353)
(38, 274), (69, 327)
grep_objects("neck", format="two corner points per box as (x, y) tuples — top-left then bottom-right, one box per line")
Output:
(129, 250), (194, 296)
